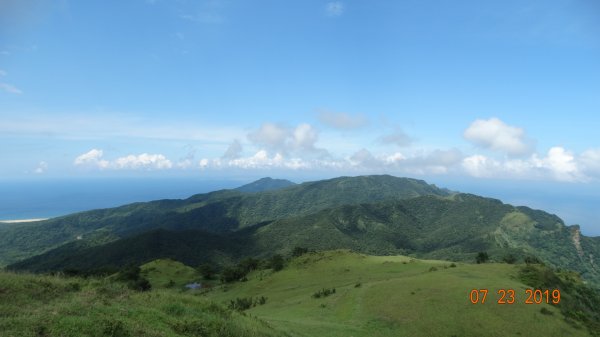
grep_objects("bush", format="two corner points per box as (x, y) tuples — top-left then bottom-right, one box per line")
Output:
(476, 252), (489, 264)
(503, 254), (517, 264)
(130, 277), (152, 292)
(449, 263), (457, 268)
(197, 263), (216, 280)
(429, 266), (438, 272)
(292, 247), (309, 257)
(312, 288), (336, 298)
(270, 254), (285, 272)
(227, 296), (267, 311)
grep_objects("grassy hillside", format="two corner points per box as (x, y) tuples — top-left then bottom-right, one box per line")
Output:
(202, 250), (595, 337)
(0, 270), (287, 337)
(0, 175), (448, 266)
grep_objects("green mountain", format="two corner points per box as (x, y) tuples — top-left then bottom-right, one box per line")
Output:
(0, 175), (448, 266)
(235, 177), (296, 193)
(10, 191), (600, 287)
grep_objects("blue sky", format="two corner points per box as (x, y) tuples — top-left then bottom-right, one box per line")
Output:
(1, 0), (599, 183)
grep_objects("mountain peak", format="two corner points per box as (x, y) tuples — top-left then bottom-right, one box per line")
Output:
(235, 177), (296, 193)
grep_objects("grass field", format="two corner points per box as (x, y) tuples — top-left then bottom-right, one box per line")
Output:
(0, 250), (593, 336)
(203, 250), (591, 337)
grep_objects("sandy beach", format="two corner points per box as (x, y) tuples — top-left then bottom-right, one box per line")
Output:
(0, 218), (49, 223)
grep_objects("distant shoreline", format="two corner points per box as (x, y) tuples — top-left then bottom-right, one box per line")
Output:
(0, 218), (49, 223)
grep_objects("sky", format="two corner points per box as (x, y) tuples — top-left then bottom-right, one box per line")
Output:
(1, 1), (600, 231)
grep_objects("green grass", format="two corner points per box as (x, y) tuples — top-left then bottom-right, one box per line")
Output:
(140, 258), (201, 289)
(203, 250), (591, 337)
(1, 250), (595, 336)
(0, 270), (286, 337)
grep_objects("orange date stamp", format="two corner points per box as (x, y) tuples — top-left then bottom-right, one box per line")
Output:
(469, 289), (561, 304)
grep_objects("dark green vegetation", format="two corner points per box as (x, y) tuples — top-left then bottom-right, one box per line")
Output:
(235, 177), (296, 193)
(3, 175), (600, 288)
(0, 175), (448, 266)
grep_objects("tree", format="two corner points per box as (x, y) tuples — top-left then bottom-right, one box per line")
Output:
(197, 263), (215, 280)
(503, 254), (517, 264)
(476, 252), (489, 264)
(270, 254), (285, 271)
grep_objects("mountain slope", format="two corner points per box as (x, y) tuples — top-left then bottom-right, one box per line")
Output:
(235, 177), (296, 193)
(11, 192), (600, 286)
(0, 269), (286, 337)
(0, 175), (448, 266)
(202, 250), (596, 337)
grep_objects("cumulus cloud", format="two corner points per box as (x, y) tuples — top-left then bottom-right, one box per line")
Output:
(318, 111), (367, 130)
(464, 117), (533, 156)
(248, 123), (288, 151)
(247, 122), (328, 157)
(114, 153), (172, 170)
(462, 146), (585, 182)
(379, 128), (412, 147)
(580, 149), (600, 178)
(74, 149), (172, 170)
(222, 139), (243, 159)
(74, 149), (109, 169)
(34, 161), (48, 174)
(326, 1), (344, 16)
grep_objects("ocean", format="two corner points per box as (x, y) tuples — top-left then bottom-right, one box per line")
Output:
(0, 178), (242, 221)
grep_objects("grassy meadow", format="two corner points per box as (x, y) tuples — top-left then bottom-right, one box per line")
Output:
(1, 250), (596, 337)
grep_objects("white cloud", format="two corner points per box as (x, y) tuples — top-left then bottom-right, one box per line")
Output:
(318, 111), (367, 130)
(461, 146), (584, 182)
(0, 83), (22, 94)
(34, 161), (48, 174)
(580, 148), (600, 178)
(74, 149), (109, 169)
(247, 122), (328, 157)
(326, 2), (344, 16)
(74, 149), (171, 170)
(292, 123), (319, 151)
(349, 148), (379, 167)
(0, 113), (245, 144)
(464, 117), (533, 156)
(114, 153), (172, 170)
(248, 123), (289, 151)
(222, 139), (243, 160)
(379, 128), (412, 147)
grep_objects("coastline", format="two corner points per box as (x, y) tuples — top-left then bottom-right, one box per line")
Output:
(0, 218), (49, 223)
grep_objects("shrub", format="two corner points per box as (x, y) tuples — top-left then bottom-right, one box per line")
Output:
(429, 266), (438, 272)
(503, 254), (517, 264)
(227, 296), (267, 311)
(270, 254), (285, 272)
(197, 263), (216, 280)
(292, 247), (309, 257)
(449, 263), (457, 268)
(312, 288), (336, 298)
(476, 252), (489, 264)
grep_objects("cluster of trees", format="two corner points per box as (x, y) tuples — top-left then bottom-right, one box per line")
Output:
(115, 265), (151, 291)
(198, 246), (311, 284)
